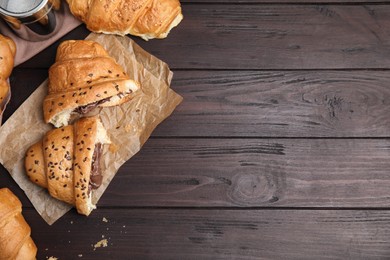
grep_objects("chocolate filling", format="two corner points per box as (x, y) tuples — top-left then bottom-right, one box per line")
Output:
(74, 91), (133, 114)
(89, 143), (103, 190)
(75, 98), (111, 114)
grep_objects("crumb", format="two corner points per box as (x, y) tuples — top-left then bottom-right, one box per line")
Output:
(102, 235), (105, 238)
(106, 227), (109, 231)
(45, 248), (48, 251)
(123, 225), (126, 228)
(78, 254), (83, 258)
(109, 144), (119, 153)
(47, 257), (58, 260)
(70, 221), (73, 224)
(93, 239), (108, 250)
(102, 217), (108, 223)
(68, 230), (70, 232)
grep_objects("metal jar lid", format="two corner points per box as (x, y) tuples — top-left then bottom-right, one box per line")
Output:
(0, 0), (48, 19)
(0, 0), (62, 41)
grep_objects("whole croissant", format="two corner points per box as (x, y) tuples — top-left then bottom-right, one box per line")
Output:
(44, 40), (140, 128)
(66, 0), (183, 40)
(25, 116), (110, 216)
(0, 34), (16, 124)
(0, 188), (37, 260)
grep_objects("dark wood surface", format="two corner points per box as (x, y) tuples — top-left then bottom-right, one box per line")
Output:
(2, 1), (390, 259)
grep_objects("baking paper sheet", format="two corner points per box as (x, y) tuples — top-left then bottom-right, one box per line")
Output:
(0, 33), (182, 225)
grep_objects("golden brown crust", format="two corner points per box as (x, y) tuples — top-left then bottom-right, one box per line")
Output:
(66, 0), (183, 40)
(0, 34), (16, 121)
(24, 117), (109, 216)
(73, 117), (98, 215)
(0, 188), (37, 260)
(25, 142), (47, 189)
(44, 40), (140, 127)
(43, 125), (75, 205)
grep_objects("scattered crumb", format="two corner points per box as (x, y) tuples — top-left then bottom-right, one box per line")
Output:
(123, 225), (126, 228)
(102, 217), (108, 223)
(102, 235), (105, 238)
(70, 221), (73, 224)
(93, 239), (108, 250)
(68, 230), (71, 233)
(47, 257), (58, 260)
(45, 248), (48, 251)
(109, 143), (119, 153)
(106, 227), (109, 231)
(78, 254), (83, 258)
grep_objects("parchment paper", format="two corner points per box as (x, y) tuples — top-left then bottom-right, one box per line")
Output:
(0, 33), (183, 225)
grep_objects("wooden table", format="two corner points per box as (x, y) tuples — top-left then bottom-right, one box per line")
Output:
(2, 1), (390, 259)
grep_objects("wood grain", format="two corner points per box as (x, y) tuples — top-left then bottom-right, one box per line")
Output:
(18, 5), (390, 70)
(182, 0), (387, 2)
(24, 208), (390, 259)
(132, 4), (390, 70)
(9, 69), (390, 137)
(159, 70), (390, 137)
(98, 138), (390, 208)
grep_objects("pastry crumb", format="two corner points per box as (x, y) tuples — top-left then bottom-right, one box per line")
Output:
(78, 254), (83, 257)
(102, 217), (108, 223)
(93, 239), (108, 250)
(47, 257), (58, 260)
(70, 221), (73, 224)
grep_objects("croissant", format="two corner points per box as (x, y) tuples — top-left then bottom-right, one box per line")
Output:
(66, 0), (183, 40)
(0, 34), (16, 124)
(0, 188), (37, 260)
(25, 116), (110, 216)
(43, 40), (140, 128)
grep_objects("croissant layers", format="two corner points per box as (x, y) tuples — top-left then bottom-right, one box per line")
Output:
(44, 40), (140, 128)
(0, 188), (37, 260)
(0, 34), (16, 124)
(66, 0), (183, 40)
(25, 117), (110, 216)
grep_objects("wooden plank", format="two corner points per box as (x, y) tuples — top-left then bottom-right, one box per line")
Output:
(159, 70), (390, 137)
(99, 138), (390, 208)
(183, 0), (389, 3)
(128, 4), (390, 70)
(24, 208), (390, 259)
(9, 69), (390, 137)
(17, 5), (390, 70)
(3, 138), (390, 209)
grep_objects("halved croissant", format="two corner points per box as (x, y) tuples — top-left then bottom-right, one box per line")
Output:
(25, 116), (110, 216)
(0, 34), (16, 124)
(66, 0), (183, 40)
(43, 40), (140, 128)
(0, 188), (37, 260)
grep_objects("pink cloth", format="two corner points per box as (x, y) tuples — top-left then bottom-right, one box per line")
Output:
(0, 2), (81, 66)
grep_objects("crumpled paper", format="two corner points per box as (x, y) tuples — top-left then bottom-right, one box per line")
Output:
(0, 33), (183, 225)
